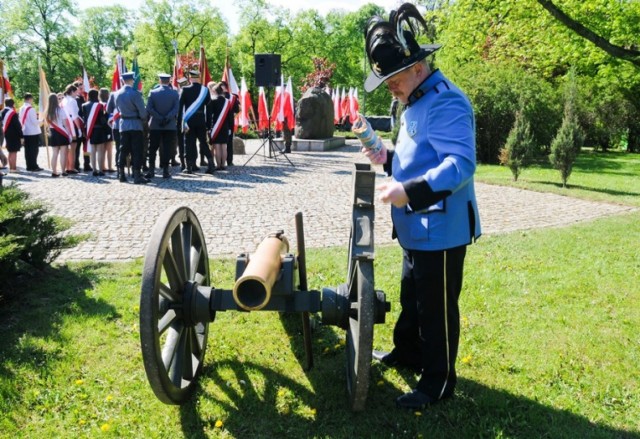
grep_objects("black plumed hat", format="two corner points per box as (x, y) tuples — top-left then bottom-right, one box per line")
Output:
(364, 2), (441, 92)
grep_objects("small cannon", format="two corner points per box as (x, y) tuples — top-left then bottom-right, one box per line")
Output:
(139, 164), (389, 411)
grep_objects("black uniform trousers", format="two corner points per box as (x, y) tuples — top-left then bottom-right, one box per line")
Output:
(119, 130), (144, 170)
(149, 130), (176, 168)
(184, 126), (212, 166)
(394, 245), (466, 400)
(113, 129), (121, 166)
(226, 132), (234, 165)
(23, 135), (40, 170)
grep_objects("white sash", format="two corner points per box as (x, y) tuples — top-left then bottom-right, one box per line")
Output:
(209, 98), (230, 142)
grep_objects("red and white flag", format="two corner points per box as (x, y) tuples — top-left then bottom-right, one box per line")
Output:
(171, 49), (183, 89)
(340, 88), (349, 123)
(221, 57), (240, 131)
(239, 77), (252, 133)
(283, 76), (295, 131)
(0, 59), (13, 107)
(111, 55), (126, 91)
(199, 44), (212, 85)
(333, 88), (340, 124)
(349, 87), (359, 124)
(257, 86), (269, 131)
(271, 80), (283, 131)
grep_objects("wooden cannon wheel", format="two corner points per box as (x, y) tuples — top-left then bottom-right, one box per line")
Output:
(139, 206), (211, 405)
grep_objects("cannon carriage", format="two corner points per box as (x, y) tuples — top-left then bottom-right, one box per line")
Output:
(139, 164), (389, 411)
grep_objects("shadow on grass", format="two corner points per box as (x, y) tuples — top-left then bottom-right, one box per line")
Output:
(531, 180), (640, 198)
(0, 263), (119, 403)
(170, 310), (637, 438)
(176, 359), (636, 438)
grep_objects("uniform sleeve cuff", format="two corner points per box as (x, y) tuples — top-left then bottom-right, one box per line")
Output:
(403, 177), (452, 211)
(382, 149), (394, 176)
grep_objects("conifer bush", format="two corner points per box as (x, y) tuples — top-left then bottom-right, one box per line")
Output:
(0, 184), (81, 297)
(499, 106), (534, 181)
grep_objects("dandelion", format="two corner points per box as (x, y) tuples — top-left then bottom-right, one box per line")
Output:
(100, 423), (110, 432)
(79, 420), (86, 426)
(75, 379), (84, 385)
(277, 389), (286, 398)
(310, 408), (317, 416)
(415, 411), (422, 417)
(106, 395), (113, 402)
(462, 355), (472, 365)
(215, 420), (223, 428)
(133, 305), (140, 313)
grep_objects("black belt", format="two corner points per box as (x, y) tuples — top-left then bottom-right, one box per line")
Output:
(121, 116), (141, 120)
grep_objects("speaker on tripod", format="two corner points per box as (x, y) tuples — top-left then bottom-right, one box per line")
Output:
(254, 54), (281, 87)
(244, 53), (293, 167)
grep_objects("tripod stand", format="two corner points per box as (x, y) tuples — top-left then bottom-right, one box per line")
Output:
(243, 87), (294, 167)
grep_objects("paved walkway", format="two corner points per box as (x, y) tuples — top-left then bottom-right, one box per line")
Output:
(3, 139), (636, 262)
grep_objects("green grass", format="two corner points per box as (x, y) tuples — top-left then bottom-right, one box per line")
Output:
(1, 150), (639, 438)
(476, 149), (640, 207)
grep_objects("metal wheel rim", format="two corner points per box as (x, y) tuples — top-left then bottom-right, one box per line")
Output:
(345, 258), (375, 411)
(140, 206), (210, 405)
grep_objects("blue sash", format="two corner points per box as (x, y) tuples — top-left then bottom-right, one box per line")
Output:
(182, 85), (209, 130)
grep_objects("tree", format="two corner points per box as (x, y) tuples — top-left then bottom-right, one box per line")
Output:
(500, 105), (535, 181)
(550, 72), (584, 187)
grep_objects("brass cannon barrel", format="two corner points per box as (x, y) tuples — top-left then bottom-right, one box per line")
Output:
(233, 233), (290, 311)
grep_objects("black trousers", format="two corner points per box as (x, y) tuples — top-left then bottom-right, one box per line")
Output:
(226, 132), (234, 165)
(177, 130), (185, 163)
(149, 130), (176, 168)
(113, 129), (121, 166)
(185, 126), (212, 166)
(23, 135), (40, 170)
(119, 130), (144, 170)
(394, 245), (467, 399)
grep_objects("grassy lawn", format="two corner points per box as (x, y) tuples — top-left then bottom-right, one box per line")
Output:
(476, 149), (640, 207)
(1, 151), (638, 438)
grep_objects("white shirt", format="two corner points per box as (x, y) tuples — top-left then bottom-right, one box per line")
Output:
(19, 103), (41, 136)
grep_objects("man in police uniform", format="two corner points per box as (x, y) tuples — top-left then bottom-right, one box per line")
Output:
(362, 3), (481, 410)
(115, 71), (148, 184)
(178, 69), (215, 174)
(175, 76), (189, 170)
(146, 73), (179, 179)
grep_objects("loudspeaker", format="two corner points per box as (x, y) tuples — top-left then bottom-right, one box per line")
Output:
(254, 54), (281, 87)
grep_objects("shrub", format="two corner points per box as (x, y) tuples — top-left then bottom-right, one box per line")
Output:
(499, 105), (534, 181)
(450, 62), (561, 163)
(0, 184), (81, 296)
(550, 73), (584, 188)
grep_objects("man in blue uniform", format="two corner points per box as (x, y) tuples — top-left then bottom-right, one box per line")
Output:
(362, 3), (481, 410)
(178, 69), (215, 174)
(146, 73), (179, 179)
(115, 71), (148, 184)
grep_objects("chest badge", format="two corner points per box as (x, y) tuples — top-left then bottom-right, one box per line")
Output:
(407, 120), (418, 137)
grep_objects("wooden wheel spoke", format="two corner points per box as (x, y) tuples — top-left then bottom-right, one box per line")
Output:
(170, 225), (187, 283)
(161, 325), (181, 370)
(159, 283), (180, 302)
(189, 244), (202, 281)
(158, 309), (177, 335)
(163, 247), (185, 290)
(182, 223), (193, 281)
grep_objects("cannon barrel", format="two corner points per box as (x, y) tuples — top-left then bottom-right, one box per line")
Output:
(233, 233), (289, 311)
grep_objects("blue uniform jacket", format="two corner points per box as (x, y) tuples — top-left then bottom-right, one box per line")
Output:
(146, 85), (179, 131)
(114, 85), (147, 132)
(389, 69), (481, 251)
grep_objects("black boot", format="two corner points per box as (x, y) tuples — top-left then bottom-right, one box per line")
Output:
(162, 166), (171, 179)
(133, 169), (149, 184)
(118, 167), (127, 183)
(83, 155), (93, 172)
(182, 163), (194, 174)
(144, 168), (155, 179)
(205, 164), (216, 175)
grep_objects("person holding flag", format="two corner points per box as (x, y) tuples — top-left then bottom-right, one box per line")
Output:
(19, 93), (44, 172)
(206, 82), (232, 170)
(146, 73), (179, 179)
(178, 69), (215, 175)
(114, 71), (148, 184)
(81, 89), (109, 177)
